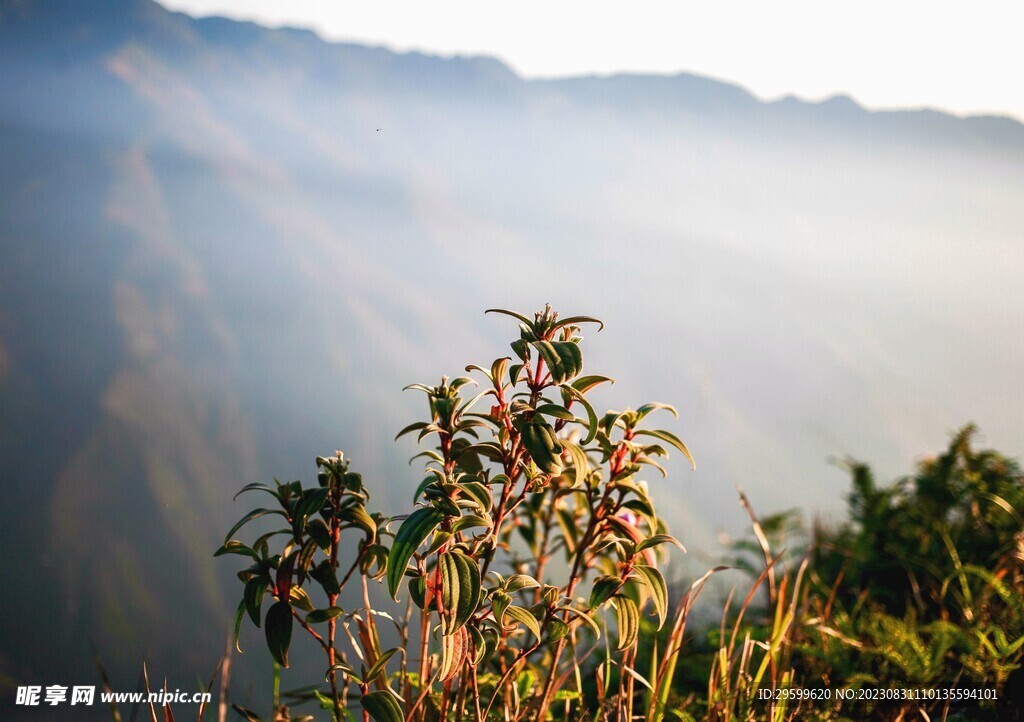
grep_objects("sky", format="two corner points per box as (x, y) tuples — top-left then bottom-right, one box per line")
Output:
(159, 0), (1024, 121)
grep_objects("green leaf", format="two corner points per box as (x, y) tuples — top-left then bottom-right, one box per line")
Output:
(365, 647), (402, 686)
(296, 537), (318, 584)
(214, 540), (260, 560)
(416, 423), (444, 442)
(558, 605), (602, 639)
(547, 618), (569, 643)
(491, 590), (511, 628)
(439, 551), (481, 634)
(395, 421), (430, 440)
(294, 487), (330, 528)
(310, 560), (340, 595)
(469, 626), (488, 666)
(520, 421), (563, 475)
(510, 339), (530, 362)
(224, 508), (286, 544)
(635, 403), (677, 422)
(636, 534), (685, 554)
(462, 442), (504, 462)
(452, 437), (484, 474)
(534, 340), (583, 384)
(289, 585), (315, 613)
(386, 507), (445, 599)
(571, 375), (614, 394)
(556, 507), (580, 554)
(561, 384), (599, 444)
(612, 596), (640, 650)
(490, 357), (510, 384)
(459, 481), (493, 513)
(555, 315), (605, 331)
(233, 482), (278, 501)
(425, 529), (452, 555)
(633, 565), (669, 628)
(600, 410), (629, 435)
(589, 575), (622, 609)
(338, 504), (377, 540)
(564, 442), (591, 487)
(504, 605), (541, 640)
(265, 601), (293, 667)
(451, 514), (491, 533)
(485, 308), (534, 326)
(306, 607), (344, 624)
(232, 599), (246, 653)
(633, 429), (696, 470)
(505, 574), (541, 593)
(243, 576), (269, 626)
(326, 661), (360, 685)
(534, 403), (575, 420)
(449, 375), (476, 392)
(306, 518), (331, 550)
(360, 690), (403, 722)
(408, 575), (428, 610)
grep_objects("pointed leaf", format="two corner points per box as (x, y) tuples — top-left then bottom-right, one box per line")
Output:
(243, 576), (269, 626)
(224, 509), (286, 545)
(520, 421), (563, 475)
(635, 402), (677, 422)
(504, 605), (541, 640)
(386, 507), (445, 599)
(306, 607), (344, 624)
(485, 308), (534, 326)
(534, 340), (583, 385)
(534, 403), (575, 421)
(633, 565), (669, 628)
(612, 596), (640, 650)
(571, 375), (614, 394)
(215, 541), (260, 560)
(636, 534), (685, 554)
(438, 551), (481, 634)
(395, 422), (430, 440)
(360, 689), (403, 722)
(232, 600), (246, 654)
(561, 384), (599, 444)
(365, 647), (402, 686)
(633, 429), (695, 470)
(265, 601), (293, 668)
(555, 315), (605, 331)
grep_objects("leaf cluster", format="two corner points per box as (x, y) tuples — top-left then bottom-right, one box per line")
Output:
(218, 307), (695, 721)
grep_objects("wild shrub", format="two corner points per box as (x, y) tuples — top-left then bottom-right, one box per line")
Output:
(217, 307), (695, 721)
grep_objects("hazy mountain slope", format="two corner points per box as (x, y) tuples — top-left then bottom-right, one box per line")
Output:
(1, 0), (1022, 706)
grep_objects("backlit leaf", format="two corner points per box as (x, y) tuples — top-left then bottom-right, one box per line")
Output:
(265, 601), (293, 667)
(386, 507), (445, 599)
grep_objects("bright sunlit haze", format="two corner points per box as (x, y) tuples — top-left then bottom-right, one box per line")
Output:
(161, 0), (1024, 121)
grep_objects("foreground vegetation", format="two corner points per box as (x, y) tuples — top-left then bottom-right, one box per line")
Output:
(188, 308), (1021, 722)
(682, 423), (1024, 721)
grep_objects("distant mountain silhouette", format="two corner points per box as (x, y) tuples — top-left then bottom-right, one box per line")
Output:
(2, 0), (1023, 712)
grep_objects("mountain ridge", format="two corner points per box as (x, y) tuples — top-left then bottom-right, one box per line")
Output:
(5, 0), (1023, 136)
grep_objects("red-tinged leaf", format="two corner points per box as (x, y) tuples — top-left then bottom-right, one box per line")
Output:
(438, 627), (470, 682)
